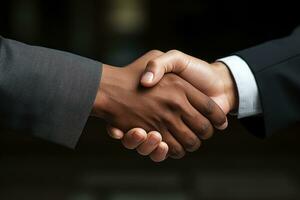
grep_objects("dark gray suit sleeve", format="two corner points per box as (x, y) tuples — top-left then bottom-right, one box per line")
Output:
(235, 26), (300, 137)
(0, 36), (102, 148)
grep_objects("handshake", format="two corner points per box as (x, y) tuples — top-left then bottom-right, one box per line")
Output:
(91, 50), (238, 162)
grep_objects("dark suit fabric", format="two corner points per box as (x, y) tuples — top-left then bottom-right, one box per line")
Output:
(0, 37), (101, 148)
(236, 27), (300, 137)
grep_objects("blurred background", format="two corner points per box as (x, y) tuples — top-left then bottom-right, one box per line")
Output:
(1, 0), (300, 199)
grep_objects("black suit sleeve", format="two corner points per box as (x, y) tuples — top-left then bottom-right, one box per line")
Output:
(235, 27), (300, 137)
(0, 36), (102, 148)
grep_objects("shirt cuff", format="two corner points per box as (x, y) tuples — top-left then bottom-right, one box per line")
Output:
(217, 55), (262, 118)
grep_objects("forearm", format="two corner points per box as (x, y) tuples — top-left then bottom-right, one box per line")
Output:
(235, 28), (300, 136)
(216, 26), (300, 136)
(0, 36), (102, 148)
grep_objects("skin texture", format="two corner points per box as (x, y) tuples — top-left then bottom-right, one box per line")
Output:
(108, 50), (238, 162)
(92, 51), (227, 160)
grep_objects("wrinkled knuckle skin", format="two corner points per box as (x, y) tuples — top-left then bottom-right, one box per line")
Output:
(199, 123), (214, 140)
(170, 96), (185, 111)
(204, 99), (216, 115)
(201, 122), (210, 133)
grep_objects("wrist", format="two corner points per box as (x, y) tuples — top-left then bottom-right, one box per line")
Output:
(212, 62), (238, 112)
(91, 64), (119, 119)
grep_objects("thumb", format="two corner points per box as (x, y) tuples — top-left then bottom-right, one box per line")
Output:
(140, 61), (166, 87)
(140, 50), (190, 87)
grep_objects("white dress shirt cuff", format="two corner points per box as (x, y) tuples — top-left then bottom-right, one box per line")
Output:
(217, 55), (262, 118)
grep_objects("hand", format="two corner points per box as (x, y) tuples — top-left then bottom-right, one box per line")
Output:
(92, 50), (227, 161)
(139, 50), (238, 113)
(108, 50), (238, 162)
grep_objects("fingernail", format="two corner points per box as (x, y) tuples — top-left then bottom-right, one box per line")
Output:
(142, 72), (154, 83)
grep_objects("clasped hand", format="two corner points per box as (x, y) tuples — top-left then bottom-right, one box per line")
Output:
(92, 50), (237, 162)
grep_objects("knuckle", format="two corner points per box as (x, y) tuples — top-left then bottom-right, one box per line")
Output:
(204, 99), (217, 115)
(172, 95), (183, 105)
(168, 77), (185, 90)
(199, 122), (214, 140)
(148, 49), (163, 56)
(201, 121), (211, 132)
(169, 96), (185, 111)
(168, 49), (182, 56)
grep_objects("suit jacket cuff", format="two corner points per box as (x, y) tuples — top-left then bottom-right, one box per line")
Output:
(217, 56), (262, 118)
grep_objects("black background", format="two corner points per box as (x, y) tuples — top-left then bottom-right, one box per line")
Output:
(1, 0), (300, 199)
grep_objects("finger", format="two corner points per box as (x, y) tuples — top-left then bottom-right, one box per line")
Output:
(121, 128), (147, 149)
(161, 129), (186, 159)
(136, 131), (162, 156)
(106, 125), (124, 139)
(181, 104), (214, 140)
(149, 142), (169, 162)
(215, 116), (228, 130)
(166, 116), (201, 152)
(141, 50), (191, 87)
(129, 50), (164, 70)
(183, 82), (228, 130)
